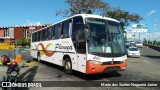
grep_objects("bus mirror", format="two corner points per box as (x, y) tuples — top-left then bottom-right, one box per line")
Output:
(84, 24), (89, 29)
(84, 28), (90, 40)
(123, 30), (127, 42)
(84, 24), (90, 40)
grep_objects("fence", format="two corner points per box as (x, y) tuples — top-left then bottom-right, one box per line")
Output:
(0, 50), (15, 59)
(144, 44), (160, 52)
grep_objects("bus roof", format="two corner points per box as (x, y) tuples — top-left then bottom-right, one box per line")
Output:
(72, 14), (119, 23)
(32, 14), (119, 33)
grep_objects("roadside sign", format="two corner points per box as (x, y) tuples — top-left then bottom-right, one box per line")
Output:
(131, 24), (147, 32)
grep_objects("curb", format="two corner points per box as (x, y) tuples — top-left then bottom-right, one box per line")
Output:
(23, 49), (30, 51)
(24, 61), (39, 66)
(0, 60), (38, 66)
(0, 59), (14, 65)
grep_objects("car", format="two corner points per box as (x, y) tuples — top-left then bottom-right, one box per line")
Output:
(136, 41), (143, 48)
(126, 41), (130, 48)
(127, 47), (140, 57)
(126, 41), (130, 46)
(130, 41), (136, 44)
(130, 41), (136, 47)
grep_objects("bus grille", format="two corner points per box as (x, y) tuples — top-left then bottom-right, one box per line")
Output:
(102, 61), (123, 65)
(103, 67), (120, 73)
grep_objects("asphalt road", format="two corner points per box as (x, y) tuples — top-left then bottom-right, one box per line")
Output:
(0, 46), (160, 90)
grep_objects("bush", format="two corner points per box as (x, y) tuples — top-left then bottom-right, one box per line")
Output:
(12, 38), (30, 47)
(153, 40), (157, 46)
(148, 41), (152, 45)
(157, 41), (160, 46)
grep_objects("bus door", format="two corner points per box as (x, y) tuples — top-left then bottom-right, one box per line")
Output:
(76, 27), (86, 73)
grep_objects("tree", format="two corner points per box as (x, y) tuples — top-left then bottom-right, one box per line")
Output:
(143, 38), (147, 44)
(56, 0), (109, 17)
(153, 40), (157, 46)
(56, 0), (143, 29)
(104, 8), (143, 29)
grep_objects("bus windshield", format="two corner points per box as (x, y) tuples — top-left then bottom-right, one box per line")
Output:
(86, 18), (126, 56)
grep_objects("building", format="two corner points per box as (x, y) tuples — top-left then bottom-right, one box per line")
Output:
(0, 25), (50, 43)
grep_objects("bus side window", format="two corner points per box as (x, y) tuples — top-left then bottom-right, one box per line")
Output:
(38, 31), (41, 41)
(43, 29), (46, 41)
(45, 28), (48, 41)
(48, 27), (53, 40)
(63, 20), (70, 38)
(36, 32), (38, 42)
(45, 28), (48, 40)
(61, 23), (64, 39)
(34, 33), (36, 42)
(52, 26), (55, 39)
(32, 33), (34, 42)
(69, 20), (72, 37)
(40, 30), (42, 41)
(72, 16), (83, 50)
(41, 29), (45, 41)
(55, 23), (61, 39)
(46, 28), (52, 40)
(72, 16), (83, 42)
(77, 27), (86, 53)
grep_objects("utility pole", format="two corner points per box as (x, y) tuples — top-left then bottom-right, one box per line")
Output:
(154, 15), (157, 41)
(139, 32), (140, 41)
(149, 29), (150, 41)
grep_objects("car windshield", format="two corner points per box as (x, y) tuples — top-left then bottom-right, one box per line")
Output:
(85, 18), (126, 56)
(136, 42), (142, 44)
(129, 48), (138, 51)
(126, 41), (130, 43)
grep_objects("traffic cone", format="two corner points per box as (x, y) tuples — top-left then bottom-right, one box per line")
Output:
(15, 54), (22, 63)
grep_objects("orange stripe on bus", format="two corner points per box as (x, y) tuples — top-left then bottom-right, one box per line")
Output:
(37, 43), (55, 57)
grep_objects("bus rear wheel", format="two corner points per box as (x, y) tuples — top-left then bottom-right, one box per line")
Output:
(64, 58), (72, 75)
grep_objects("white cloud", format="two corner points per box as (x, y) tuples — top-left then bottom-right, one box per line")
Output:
(146, 10), (156, 17)
(24, 20), (41, 26)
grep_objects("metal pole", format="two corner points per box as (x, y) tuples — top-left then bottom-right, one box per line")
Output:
(149, 30), (150, 41)
(139, 32), (140, 41)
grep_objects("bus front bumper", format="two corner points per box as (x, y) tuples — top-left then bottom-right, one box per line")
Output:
(85, 60), (127, 74)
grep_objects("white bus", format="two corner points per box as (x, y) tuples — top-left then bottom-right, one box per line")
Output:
(31, 14), (127, 74)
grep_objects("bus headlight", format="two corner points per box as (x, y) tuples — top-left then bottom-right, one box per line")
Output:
(89, 60), (102, 65)
(122, 60), (126, 63)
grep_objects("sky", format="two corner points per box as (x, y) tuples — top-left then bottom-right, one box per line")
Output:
(105, 0), (160, 41)
(0, 0), (159, 41)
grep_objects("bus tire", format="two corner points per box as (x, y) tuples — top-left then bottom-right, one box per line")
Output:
(37, 52), (41, 62)
(64, 58), (72, 75)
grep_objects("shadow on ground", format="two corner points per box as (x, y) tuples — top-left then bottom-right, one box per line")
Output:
(73, 71), (122, 80)
(141, 55), (160, 59)
(16, 66), (38, 90)
(39, 60), (122, 81)
(1, 65), (38, 90)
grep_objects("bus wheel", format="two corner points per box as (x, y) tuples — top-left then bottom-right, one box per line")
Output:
(64, 58), (72, 75)
(37, 53), (41, 62)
